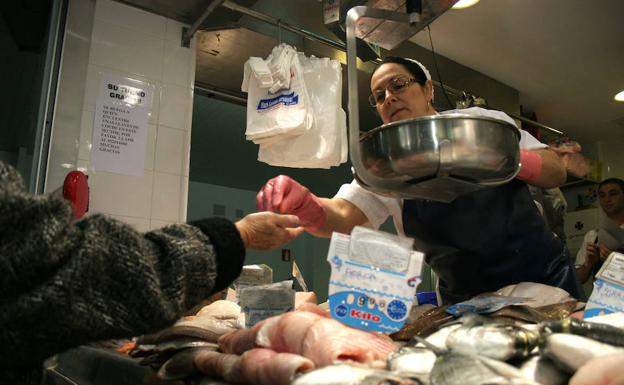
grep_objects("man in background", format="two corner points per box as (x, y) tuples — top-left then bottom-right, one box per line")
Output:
(575, 178), (624, 284)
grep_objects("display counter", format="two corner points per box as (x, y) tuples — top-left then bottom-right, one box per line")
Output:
(42, 346), (231, 385)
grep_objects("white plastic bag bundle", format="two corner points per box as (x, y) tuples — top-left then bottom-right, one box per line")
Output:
(241, 57), (272, 90)
(243, 44), (313, 143)
(257, 53), (347, 168)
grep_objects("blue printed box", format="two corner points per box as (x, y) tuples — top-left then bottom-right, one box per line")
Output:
(584, 252), (624, 318)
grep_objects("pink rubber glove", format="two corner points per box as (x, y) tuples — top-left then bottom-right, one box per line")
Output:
(516, 149), (543, 184)
(256, 175), (326, 230)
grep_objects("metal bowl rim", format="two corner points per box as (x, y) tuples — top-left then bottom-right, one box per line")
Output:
(359, 113), (521, 142)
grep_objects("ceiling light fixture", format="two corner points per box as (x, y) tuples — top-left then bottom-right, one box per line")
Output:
(452, 0), (481, 10)
(615, 90), (624, 102)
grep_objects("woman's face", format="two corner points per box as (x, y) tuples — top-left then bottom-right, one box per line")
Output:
(370, 63), (434, 124)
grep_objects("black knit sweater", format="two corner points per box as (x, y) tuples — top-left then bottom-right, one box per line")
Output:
(0, 161), (245, 384)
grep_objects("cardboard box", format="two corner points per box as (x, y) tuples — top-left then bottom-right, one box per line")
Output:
(584, 252), (624, 318)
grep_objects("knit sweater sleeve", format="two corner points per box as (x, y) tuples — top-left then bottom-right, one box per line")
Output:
(0, 161), (245, 370)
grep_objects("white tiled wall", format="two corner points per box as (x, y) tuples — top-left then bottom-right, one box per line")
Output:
(47, 0), (196, 231)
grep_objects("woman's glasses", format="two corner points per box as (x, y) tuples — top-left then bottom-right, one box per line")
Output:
(368, 76), (417, 107)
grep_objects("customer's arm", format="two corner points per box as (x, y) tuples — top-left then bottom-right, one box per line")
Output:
(0, 161), (298, 370)
(576, 258), (596, 284)
(574, 234), (601, 284)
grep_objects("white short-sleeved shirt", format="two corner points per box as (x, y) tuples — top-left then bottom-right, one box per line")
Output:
(575, 230), (598, 267)
(335, 107), (546, 235)
(574, 220), (624, 267)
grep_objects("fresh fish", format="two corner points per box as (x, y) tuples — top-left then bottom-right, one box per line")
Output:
(540, 317), (624, 347)
(430, 352), (540, 385)
(541, 333), (624, 373)
(388, 346), (436, 382)
(237, 348), (315, 385)
(290, 365), (420, 385)
(413, 333), (538, 385)
(406, 304), (438, 324)
(390, 306), (455, 341)
(518, 355), (568, 385)
(136, 301), (241, 346)
(136, 316), (240, 346)
(193, 349), (241, 383)
(532, 300), (582, 319)
(150, 316), (240, 343)
(489, 300), (579, 324)
(444, 315), (538, 361)
(422, 324), (461, 351)
(157, 347), (208, 380)
(387, 323), (460, 382)
(130, 338), (217, 357)
(138, 349), (178, 370)
(195, 299), (241, 318)
(188, 347), (315, 385)
(218, 316), (266, 355)
(134, 340), (218, 373)
(253, 309), (397, 368)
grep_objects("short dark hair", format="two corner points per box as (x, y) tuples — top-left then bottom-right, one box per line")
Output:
(372, 56), (428, 87)
(599, 178), (624, 192)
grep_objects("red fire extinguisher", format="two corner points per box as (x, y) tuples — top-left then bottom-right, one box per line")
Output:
(62, 170), (89, 219)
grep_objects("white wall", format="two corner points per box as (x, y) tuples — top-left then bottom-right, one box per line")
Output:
(562, 140), (624, 215)
(597, 141), (624, 180)
(46, 0), (196, 231)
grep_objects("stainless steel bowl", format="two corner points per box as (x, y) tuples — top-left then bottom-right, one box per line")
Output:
(354, 114), (521, 202)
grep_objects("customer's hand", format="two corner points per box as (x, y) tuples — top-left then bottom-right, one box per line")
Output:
(235, 211), (305, 250)
(587, 243), (612, 263)
(256, 175), (326, 230)
(585, 243), (602, 267)
(598, 245), (612, 261)
(570, 353), (624, 385)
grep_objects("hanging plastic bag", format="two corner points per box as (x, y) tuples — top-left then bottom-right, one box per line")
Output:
(258, 54), (347, 168)
(241, 57), (273, 91)
(243, 44), (313, 142)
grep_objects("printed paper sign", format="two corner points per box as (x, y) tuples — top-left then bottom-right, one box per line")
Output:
(91, 74), (154, 176)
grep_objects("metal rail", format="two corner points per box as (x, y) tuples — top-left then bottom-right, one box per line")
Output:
(187, 1), (563, 136)
(183, 0), (226, 46)
(221, 0), (347, 51)
(195, 82), (247, 104)
(506, 113), (564, 136)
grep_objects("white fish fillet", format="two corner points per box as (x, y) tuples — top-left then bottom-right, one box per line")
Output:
(545, 333), (624, 371)
(194, 347), (313, 385)
(195, 300), (241, 319)
(256, 308), (397, 367)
